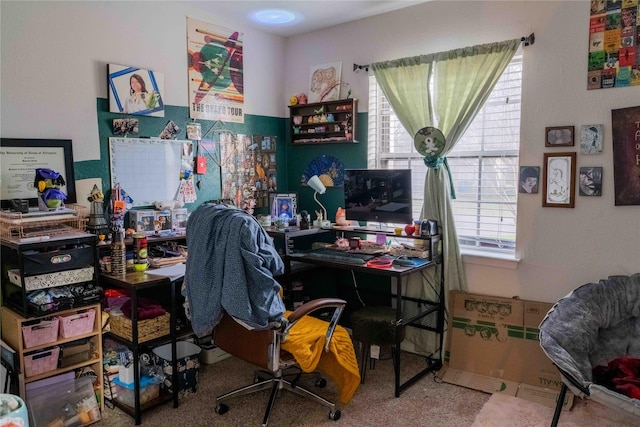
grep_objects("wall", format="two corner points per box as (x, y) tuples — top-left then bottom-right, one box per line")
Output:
(2, 1), (639, 303)
(1, 1), (287, 208)
(282, 1), (640, 302)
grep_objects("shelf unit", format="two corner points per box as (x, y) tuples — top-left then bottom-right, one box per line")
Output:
(1, 233), (100, 318)
(1, 303), (104, 408)
(98, 235), (188, 425)
(289, 98), (358, 145)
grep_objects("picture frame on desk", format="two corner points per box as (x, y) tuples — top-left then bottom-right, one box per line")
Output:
(270, 193), (297, 222)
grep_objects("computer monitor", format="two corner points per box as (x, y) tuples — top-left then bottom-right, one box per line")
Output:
(343, 169), (412, 225)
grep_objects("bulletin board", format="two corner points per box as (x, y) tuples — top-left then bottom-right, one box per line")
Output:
(109, 137), (192, 206)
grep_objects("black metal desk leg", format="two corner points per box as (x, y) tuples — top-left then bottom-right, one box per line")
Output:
(550, 383), (567, 427)
(393, 276), (402, 398)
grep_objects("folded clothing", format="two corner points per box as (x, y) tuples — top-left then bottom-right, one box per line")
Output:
(120, 297), (166, 320)
(593, 356), (640, 400)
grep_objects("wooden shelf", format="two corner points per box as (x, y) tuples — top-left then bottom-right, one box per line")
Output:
(289, 98), (358, 145)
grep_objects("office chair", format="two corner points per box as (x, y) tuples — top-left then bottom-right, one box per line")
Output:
(213, 297), (347, 426)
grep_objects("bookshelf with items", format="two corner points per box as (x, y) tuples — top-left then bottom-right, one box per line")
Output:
(289, 98), (358, 145)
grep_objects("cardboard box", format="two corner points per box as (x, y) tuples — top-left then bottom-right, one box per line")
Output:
(444, 291), (569, 407)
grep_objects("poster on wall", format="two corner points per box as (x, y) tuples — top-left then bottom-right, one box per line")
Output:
(219, 133), (277, 212)
(108, 64), (165, 116)
(187, 18), (244, 122)
(587, 1), (640, 89)
(611, 105), (640, 205)
(308, 62), (342, 103)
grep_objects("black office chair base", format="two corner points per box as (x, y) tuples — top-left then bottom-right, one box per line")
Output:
(215, 373), (341, 426)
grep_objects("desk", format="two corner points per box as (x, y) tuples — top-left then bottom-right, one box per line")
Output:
(99, 264), (185, 425)
(288, 244), (444, 397)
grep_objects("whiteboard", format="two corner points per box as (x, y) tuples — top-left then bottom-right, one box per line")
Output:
(109, 137), (192, 207)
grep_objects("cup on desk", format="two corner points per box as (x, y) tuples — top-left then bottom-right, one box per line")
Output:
(394, 227), (402, 236)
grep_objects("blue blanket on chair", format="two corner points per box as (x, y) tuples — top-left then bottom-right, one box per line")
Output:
(183, 204), (286, 337)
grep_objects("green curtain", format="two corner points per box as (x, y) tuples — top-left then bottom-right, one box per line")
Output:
(371, 39), (520, 356)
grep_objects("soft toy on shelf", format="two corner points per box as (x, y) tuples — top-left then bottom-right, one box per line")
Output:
(34, 168), (67, 210)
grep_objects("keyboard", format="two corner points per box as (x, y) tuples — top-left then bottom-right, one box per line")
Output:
(301, 248), (375, 265)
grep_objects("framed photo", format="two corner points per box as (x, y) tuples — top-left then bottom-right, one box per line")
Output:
(542, 152), (576, 208)
(518, 166), (540, 194)
(308, 62), (342, 103)
(579, 167), (603, 196)
(270, 193), (297, 221)
(108, 64), (165, 117)
(545, 126), (574, 147)
(579, 124), (604, 154)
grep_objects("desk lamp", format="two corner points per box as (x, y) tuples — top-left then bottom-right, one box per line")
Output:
(307, 175), (329, 227)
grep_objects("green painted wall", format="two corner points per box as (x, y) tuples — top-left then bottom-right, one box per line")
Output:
(284, 112), (368, 222)
(74, 99), (367, 218)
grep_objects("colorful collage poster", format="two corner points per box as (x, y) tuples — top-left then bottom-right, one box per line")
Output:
(187, 18), (244, 122)
(588, 0), (640, 89)
(219, 134), (277, 211)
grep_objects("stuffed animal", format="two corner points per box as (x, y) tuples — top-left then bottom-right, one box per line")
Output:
(34, 168), (66, 210)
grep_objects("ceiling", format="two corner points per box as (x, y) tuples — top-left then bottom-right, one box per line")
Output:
(184, 1), (430, 37)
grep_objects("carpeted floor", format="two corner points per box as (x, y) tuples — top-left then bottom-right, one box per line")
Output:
(95, 350), (639, 426)
(96, 350), (489, 426)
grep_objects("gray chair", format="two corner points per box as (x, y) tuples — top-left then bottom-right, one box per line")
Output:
(539, 274), (640, 426)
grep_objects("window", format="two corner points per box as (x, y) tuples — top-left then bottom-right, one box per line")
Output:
(368, 51), (522, 254)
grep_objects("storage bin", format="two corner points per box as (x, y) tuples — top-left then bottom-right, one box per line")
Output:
(24, 346), (60, 377)
(152, 341), (201, 394)
(27, 377), (100, 427)
(8, 267), (95, 291)
(109, 312), (170, 343)
(58, 308), (96, 338)
(112, 375), (159, 408)
(22, 245), (94, 275)
(22, 317), (60, 349)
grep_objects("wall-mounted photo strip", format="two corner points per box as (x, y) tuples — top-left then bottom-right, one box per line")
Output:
(518, 166), (540, 194)
(113, 118), (139, 136)
(579, 166), (603, 196)
(108, 64), (165, 117)
(545, 126), (574, 147)
(579, 124), (604, 154)
(542, 152), (576, 208)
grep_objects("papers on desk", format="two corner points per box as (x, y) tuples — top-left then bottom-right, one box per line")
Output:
(146, 263), (186, 282)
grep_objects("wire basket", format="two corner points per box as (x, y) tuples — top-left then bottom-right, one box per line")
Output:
(109, 312), (170, 343)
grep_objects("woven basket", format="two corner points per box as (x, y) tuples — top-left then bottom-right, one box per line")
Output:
(109, 312), (170, 343)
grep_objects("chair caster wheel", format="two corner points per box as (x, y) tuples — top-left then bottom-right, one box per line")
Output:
(315, 377), (327, 388)
(216, 403), (229, 415)
(329, 409), (341, 421)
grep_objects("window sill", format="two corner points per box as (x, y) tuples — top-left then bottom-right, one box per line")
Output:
(460, 249), (520, 270)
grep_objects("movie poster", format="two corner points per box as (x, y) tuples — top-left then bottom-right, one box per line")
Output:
(587, 0), (640, 89)
(187, 18), (244, 122)
(611, 105), (640, 205)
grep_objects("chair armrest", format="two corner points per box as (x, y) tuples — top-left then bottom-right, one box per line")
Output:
(284, 298), (347, 352)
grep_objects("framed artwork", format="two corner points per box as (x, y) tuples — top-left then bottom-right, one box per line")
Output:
(579, 124), (604, 154)
(579, 167), (603, 196)
(612, 105), (640, 205)
(108, 64), (164, 117)
(308, 62), (342, 103)
(545, 126), (574, 147)
(518, 166), (540, 194)
(270, 193), (297, 221)
(542, 152), (576, 208)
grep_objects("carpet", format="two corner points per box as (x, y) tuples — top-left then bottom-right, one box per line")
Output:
(472, 392), (640, 427)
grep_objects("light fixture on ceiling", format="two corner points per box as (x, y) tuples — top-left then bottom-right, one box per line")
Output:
(250, 9), (300, 26)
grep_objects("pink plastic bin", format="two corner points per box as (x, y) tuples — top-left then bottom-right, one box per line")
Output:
(22, 318), (60, 349)
(58, 308), (96, 339)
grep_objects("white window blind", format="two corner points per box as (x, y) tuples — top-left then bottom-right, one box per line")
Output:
(368, 51), (523, 253)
